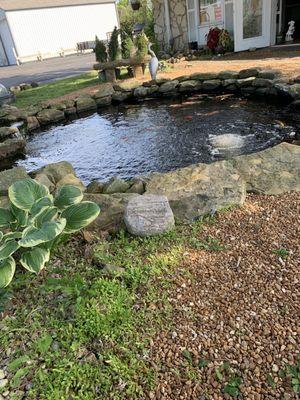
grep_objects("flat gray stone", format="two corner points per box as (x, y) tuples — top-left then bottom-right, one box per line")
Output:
(0, 167), (29, 195)
(37, 108), (65, 125)
(124, 194), (175, 236)
(239, 68), (260, 79)
(76, 97), (97, 113)
(103, 177), (130, 194)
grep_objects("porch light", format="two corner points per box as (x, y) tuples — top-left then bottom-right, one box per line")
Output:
(130, 0), (141, 11)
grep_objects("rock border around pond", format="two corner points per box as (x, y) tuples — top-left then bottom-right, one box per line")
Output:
(0, 142), (298, 235)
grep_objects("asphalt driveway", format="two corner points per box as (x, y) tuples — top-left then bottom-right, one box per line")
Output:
(0, 53), (96, 88)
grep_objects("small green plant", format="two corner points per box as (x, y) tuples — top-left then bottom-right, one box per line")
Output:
(122, 34), (135, 59)
(285, 362), (300, 394)
(134, 31), (148, 59)
(0, 179), (100, 288)
(95, 35), (108, 63)
(224, 375), (242, 397)
(108, 26), (121, 62)
(272, 248), (289, 258)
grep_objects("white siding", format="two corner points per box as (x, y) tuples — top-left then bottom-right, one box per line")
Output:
(5, 3), (118, 58)
(0, 9), (17, 64)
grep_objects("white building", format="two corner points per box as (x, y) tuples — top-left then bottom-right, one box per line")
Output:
(0, 0), (119, 66)
(153, 0), (298, 53)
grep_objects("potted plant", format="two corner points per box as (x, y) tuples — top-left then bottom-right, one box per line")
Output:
(130, 0), (141, 11)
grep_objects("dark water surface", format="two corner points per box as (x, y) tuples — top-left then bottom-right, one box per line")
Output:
(16, 95), (296, 183)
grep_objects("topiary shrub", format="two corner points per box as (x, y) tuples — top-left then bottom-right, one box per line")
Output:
(0, 179), (100, 288)
(121, 34), (135, 59)
(134, 31), (148, 59)
(95, 36), (108, 63)
(108, 27), (121, 62)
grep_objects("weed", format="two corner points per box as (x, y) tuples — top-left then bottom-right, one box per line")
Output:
(272, 248), (289, 258)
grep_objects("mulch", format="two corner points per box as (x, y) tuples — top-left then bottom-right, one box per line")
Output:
(146, 192), (300, 400)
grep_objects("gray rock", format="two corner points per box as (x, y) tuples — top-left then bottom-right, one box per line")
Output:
(64, 107), (77, 117)
(37, 108), (65, 126)
(124, 194), (175, 236)
(76, 97), (97, 113)
(34, 173), (56, 193)
(0, 167), (29, 195)
(0, 370), (6, 380)
(20, 83), (32, 91)
(179, 80), (202, 92)
(0, 139), (26, 160)
(113, 82), (140, 92)
(202, 79), (222, 91)
(258, 69), (281, 80)
(231, 143), (300, 195)
(236, 77), (256, 88)
(112, 91), (132, 102)
(223, 79), (237, 88)
(56, 174), (85, 192)
(127, 178), (145, 194)
(190, 72), (218, 81)
(0, 127), (19, 141)
(26, 116), (40, 132)
(252, 78), (273, 88)
(84, 193), (140, 232)
(294, 75), (300, 84)
(155, 78), (169, 85)
(238, 68), (260, 79)
(241, 87), (256, 95)
(33, 161), (75, 183)
(95, 96), (112, 107)
(0, 379), (8, 389)
(93, 83), (114, 99)
(146, 161), (246, 222)
(218, 70), (239, 80)
(274, 83), (300, 100)
(10, 85), (21, 94)
(103, 177), (130, 194)
(134, 86), (149, 98)
(159, 80), (179, 94)
(86, 180), (105, 194)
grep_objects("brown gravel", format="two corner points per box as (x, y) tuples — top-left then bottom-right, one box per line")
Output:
(147, 192), (300, 400)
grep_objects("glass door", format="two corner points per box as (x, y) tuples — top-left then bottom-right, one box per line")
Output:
(234, 0), (272, 52)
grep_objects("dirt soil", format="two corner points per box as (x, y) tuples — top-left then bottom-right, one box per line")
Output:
(46, 50), (300, 106)
(146, 192), (300, 400)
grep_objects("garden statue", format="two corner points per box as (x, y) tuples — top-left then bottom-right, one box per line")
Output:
(148, 43), (159, 81)
(286, 20), (295, 42)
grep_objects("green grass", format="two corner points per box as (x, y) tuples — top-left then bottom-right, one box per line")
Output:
(14, 72), (100, 109)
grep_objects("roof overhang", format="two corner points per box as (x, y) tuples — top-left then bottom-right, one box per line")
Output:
(0, 0), (115, 12)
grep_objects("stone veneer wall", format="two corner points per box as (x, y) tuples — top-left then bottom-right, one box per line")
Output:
(153, 0), (189, 52)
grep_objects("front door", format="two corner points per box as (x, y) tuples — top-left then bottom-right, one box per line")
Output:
(234, 0), (272, 52)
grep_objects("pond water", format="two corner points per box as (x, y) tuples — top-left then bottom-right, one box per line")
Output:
(16, 95), (297, 183)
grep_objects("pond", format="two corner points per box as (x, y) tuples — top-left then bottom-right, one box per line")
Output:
(16, 94), (297, 183)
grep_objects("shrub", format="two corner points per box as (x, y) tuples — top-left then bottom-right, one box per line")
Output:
(0, 179), (100, 288)
(135, 31), (148, 59)
(121, 34), (135, 59)
(95, 36), (108, 63)
(108, 27), (121, 62)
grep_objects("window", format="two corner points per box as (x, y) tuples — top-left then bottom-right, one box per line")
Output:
(199, 0), (223, 25)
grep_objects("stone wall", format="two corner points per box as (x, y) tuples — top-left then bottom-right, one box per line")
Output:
(153, 0), (189, 52)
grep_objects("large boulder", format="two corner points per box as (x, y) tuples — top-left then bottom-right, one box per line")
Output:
(103, 177), (130, 194)
(258, 69), (281, 80)
(32, 161), (76, 183)
(252, 78), (273, 88)
(124, 194), (175, 236)
(218, 70), (239, 80)
(84, 193), (140, 232)
(26, 116), (40, 132)
(93, 83), (115, 99)
(159, 80), (179, 94)
(134, 86), (150, 98)
(146, 161), (246, 221)
(37, 109), (65, 126)
(0, 167), (30, 195)
(0, 139), (26, 160)
(202, 79), (222, 91)
(179, 80), (202, 93)
(76, 96), (97, 113)
(238, 68), (260, 79)
(231, 143), (300, 195)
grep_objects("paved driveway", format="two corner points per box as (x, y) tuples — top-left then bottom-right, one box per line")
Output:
(0, 53), (96, 88)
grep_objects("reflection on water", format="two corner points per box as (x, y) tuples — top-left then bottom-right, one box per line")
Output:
(16, 95), (295, 183)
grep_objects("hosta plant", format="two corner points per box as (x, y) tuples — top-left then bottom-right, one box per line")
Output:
(0, 179), (100, 288)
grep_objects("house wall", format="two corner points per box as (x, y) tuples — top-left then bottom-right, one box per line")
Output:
(0, 9), (17, 65)
(4, 2), (118, 61)
(153, 0), (188, 52)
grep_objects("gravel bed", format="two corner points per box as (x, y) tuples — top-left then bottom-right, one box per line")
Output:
(147, 192), (300, 399)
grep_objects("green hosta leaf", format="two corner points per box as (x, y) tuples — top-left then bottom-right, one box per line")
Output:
(31, 207), (58, 228)
(19, 219), (66, 248)
(0, 240), (19, 260)
(0, 257), (16, 288)
(54, 185), (83, 210)
(20, 247), (50, 274)
(0, 232), (3, 241)
(30, 196), (53, 216)
(10, 203), (28, 227)
(3, 232), (23, 241)
(61, 202), (100, 233)
(8, 179), (49, 211)
(0, 207), (15, 228)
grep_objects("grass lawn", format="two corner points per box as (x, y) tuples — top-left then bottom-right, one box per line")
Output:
(14, 72), (99, 109)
